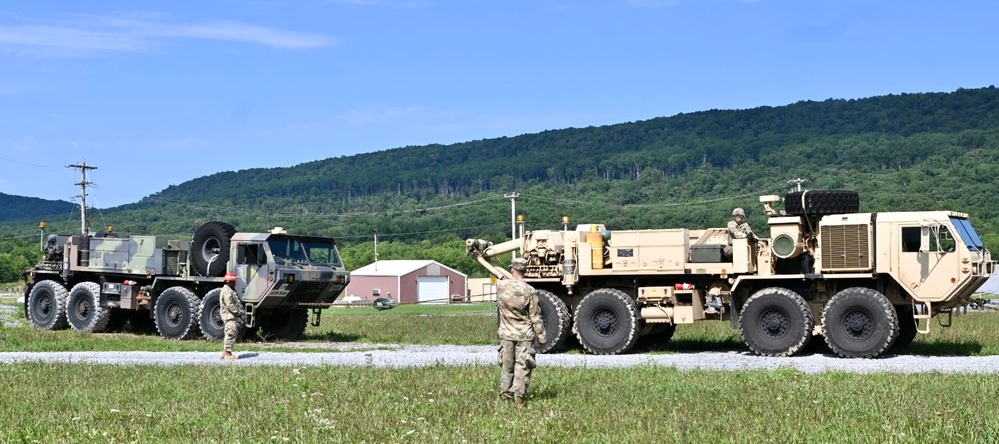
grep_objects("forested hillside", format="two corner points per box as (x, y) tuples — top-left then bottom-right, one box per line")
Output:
(0, 193), (77, 223)
(2, 86), (999, 281)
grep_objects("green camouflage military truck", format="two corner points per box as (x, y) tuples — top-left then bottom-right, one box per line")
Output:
(23, 221), (350, 341)
(467, 189), (994, 358)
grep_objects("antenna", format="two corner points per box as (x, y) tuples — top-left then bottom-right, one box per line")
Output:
(787, 178), (807, 192)
(504, 192), (519, 260)
(67, 161), (98, 235)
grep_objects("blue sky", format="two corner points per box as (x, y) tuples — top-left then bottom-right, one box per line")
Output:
(1, 0), (996, 207)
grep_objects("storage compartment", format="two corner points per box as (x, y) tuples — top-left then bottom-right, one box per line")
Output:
(689, 244), (726, 263)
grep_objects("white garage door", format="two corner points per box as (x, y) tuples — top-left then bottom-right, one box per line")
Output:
(417, 276), (449, 304)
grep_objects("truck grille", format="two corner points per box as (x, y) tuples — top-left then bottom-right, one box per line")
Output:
(821, 224), (872, 271)
(285, 281), (334, 304)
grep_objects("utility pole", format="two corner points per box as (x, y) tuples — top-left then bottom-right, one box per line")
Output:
(373, 231), (379, 271)
(67, 161), (97, 235)
(504, 192), (519, 259)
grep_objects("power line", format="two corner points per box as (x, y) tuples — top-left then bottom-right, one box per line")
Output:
(523, 189), (776, 208)
(335, 222), (507, 240)
(6, 187), (783, 240)
(142, 195), (504, 219)
(0, 233), (37, 240)
(0, 155), (64, 168)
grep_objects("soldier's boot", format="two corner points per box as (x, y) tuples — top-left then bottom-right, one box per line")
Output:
(221, 351), (238, 360)
(514, 397), (527, 408)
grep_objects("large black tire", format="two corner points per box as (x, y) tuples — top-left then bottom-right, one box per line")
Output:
(784, 190), (860, 216)
(199, 288), (225, 341)
(739, 287), (813, 357)
(892, 305), (919, 351)
(154, 286), (201, 340)
(536, 289), (572, 354)
(573, 288), (641, 355)
(192, 221), (236, 277)
(66, 282), (111, 333)
(259, 309), (309, 341)
(822, 287), (899, 358)
(27, 280), (69, 330)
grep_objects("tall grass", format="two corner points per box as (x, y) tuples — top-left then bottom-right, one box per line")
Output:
(2, 363), (998, 442)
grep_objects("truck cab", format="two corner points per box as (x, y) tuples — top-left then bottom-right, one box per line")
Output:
(231, 229), (350, 311)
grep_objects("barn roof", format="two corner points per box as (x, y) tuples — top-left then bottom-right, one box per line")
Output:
(351, 259), (466, 278)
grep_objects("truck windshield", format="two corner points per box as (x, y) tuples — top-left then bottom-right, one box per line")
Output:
(950, 217), (985, 252)
(268, 237), (344, 267)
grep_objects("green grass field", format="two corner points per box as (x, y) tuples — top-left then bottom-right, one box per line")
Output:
(3, 300), (999, 442)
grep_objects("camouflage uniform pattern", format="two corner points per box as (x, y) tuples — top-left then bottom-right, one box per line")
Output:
(219, 284), (242, 352)
(496, 278), (546, 402)
(725, 218), (755, 258)
(727, 220), (754, 241)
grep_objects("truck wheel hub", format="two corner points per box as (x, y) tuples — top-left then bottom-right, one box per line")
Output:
(761, 311), (787, 336)
(844, 312), (871, 337)
(593, 310), (617, 334)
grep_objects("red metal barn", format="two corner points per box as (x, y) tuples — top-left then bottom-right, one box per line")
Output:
(346, 260), (467, 304)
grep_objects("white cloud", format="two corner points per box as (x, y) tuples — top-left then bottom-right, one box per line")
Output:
(154, 21), (336, 48)
(0, 13), (337, 58)
(0, 24), (153, 56)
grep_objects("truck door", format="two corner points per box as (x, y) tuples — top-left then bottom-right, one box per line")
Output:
(233, 242), (275, 304)
(895, 223), (962, 302)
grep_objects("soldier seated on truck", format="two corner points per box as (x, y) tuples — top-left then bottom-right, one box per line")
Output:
(724, 207), (758, 259)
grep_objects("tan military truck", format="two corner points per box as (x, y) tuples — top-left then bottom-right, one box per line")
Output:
(466, 190), (994, 358)
(23, 221), (350, 341)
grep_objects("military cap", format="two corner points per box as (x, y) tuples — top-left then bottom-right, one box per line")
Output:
(510, 258), (528, 271)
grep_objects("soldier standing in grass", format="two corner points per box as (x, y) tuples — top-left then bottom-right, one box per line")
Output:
(497, 257), (546, 408)
(220, 271), (243, 360)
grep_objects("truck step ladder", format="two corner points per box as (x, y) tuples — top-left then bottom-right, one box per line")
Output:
(244, 303), (255, 328)
(912, 300), (953, 334)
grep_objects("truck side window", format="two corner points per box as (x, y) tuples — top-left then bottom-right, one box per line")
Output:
(938, 227), (956, 253)
(901, 227), (920, 252)
(238, 244), (266, 265)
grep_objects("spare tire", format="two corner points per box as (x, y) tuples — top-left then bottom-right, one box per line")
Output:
(192, 221), (236, 277)
(784, 190), (860, 216)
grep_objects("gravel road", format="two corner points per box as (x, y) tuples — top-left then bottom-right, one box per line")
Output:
(4, 344), (999, 374)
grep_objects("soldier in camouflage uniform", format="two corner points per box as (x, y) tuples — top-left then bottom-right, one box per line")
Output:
(497, 257), (546, 407)
(724, 207), (758, 259)
(220, 271), (243, 360)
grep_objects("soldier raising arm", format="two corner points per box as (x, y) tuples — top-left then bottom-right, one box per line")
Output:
(496, 257), (546, 408)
